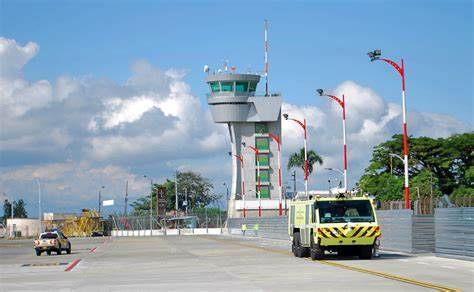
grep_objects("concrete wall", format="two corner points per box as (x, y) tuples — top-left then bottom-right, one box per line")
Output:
(6, 218), (40, 237)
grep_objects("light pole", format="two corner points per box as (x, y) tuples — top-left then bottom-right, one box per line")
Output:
(283, 113), (308, 199)
(325, 167), (344, 192)
(228, 152), (246, 217)
(223, 182), (229, 215)
(98, 186), (105, 218)
(175, 171), (179, 216)
(242, 142), (262, 217)
(368, 49), (410, 209)
(3, 194), (14, 237)
(317, 89), (348, 192)
(34, 179), (42, 234)
(143, 175), (153, 235)
(268, 133), (283, 216)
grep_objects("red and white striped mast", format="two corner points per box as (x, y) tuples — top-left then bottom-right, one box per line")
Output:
(264, 19), (269, 97)
(283, 114), (309, 198)
(269, 133), (282, 215)
(317, 89), (348, 192)
(368, 49), (410, 209)
(229, 152), (246, 217)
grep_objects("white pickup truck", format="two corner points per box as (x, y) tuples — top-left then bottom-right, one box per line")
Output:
(34, 231), (71, 256)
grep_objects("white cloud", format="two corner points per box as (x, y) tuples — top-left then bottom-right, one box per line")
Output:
(0, 37), (471, 215)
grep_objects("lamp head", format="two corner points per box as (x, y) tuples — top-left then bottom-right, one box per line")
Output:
(367, 49), (382, 62)
(316, 89), (324, 96)
(282, 113), (289, 120)
(241, 142), (246, 147)
(228, 151), (232, 156)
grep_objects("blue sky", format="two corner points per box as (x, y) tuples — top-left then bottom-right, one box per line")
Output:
(0, 0), (472, 217)
(2, 0), (472, 123)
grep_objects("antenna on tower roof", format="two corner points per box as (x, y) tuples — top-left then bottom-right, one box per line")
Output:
(264, 19), (269, 97)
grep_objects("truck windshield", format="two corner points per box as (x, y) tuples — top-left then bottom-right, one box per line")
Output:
(316, 200), (375, 223)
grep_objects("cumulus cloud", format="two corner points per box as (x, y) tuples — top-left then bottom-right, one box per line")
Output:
(0, 37), (470, 215)
(282, 80), (472, 189)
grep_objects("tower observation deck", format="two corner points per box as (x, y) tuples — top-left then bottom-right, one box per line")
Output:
(206, 72), (282, 218)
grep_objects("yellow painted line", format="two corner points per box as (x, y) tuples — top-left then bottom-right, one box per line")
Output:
(204, 237), (459, 292)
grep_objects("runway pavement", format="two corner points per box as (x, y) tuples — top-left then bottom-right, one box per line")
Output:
(0, 235), (472, 291)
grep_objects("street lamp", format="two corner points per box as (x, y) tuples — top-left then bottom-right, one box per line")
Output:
(3, 193), (14, 237)
(268, 132), (283, 216)
(242, 142), (262, 217)
(34, 178), (42, 234)
(317, 89), (348, 192)
(143, 175), (153, 235)
(222, 182), (229, 214)
(368, 49), (410, 209)
(283, 113), (309, 199)
(228, 151), (246, 217)
(98, 185), (105, 217)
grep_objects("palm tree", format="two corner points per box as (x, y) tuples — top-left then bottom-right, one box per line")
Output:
(287, 148), (323, 175)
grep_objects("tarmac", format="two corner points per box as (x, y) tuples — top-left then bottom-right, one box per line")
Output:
(0, 235), (472, 291)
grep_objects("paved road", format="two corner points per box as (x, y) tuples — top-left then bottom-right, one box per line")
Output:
(0, 236), (472, 291)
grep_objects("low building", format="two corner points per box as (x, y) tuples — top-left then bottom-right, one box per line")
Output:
(6, 218), (40, 238)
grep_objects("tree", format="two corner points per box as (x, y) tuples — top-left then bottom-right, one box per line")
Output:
(131, 171), (218, 215)
(13, 199), (27, 218)
(358, 133), (473, 201)
(287, 148), (323, 175)
(3, 199), (12, 223)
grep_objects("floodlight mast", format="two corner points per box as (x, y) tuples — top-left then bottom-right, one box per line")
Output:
(368, 49), (410, 209)
(317, 89), (348, 192)
(283, 114), (308, 199)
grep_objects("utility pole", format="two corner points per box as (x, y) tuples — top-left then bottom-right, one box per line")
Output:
(175, 171), (179, 216)
(124, 180), (128, 216)
(35, 179), (41, 234)
(292, 171), (296, 198)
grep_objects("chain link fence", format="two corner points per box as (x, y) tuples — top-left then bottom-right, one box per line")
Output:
(109, 211), (227, 235)
(378, 194), (473, 215)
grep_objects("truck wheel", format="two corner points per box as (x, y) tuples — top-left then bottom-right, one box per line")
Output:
(293, 232), (309, 258)
(310, 237), (324, 260)
(359, 245), (373, 259)
(66, 243), (71, 254)
(292, 235), (297, 256)
(293, 232), (303, 257)
(47, 250), (51, 255)
(35, 249), (41, 256)
(56, 245), (62, 255)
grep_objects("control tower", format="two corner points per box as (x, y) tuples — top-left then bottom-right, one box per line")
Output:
(206, 72), (282, 218)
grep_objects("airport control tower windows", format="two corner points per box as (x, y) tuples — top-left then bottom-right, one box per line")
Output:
(255, 123), (268, 134)
(258, 169), (270, 183)
(249, 81), (258, 92)
(210, 82), (220, 92)
(258, 186), (270, 199)
(221, 82), (234, 92)
(257, 153), (269, 166)
(235, 81), (249, 92)
(255, 137), (269, 151)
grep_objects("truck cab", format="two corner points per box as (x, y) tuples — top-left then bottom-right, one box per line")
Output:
(289, 195), (380, 260)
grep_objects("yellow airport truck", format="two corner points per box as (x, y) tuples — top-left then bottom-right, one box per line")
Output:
(289, 195), (380, 260)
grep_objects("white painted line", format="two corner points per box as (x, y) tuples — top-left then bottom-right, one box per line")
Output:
(398, 259), (409, 262)
(440, 266), (456, 270)
(416, 262), (430, 265)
